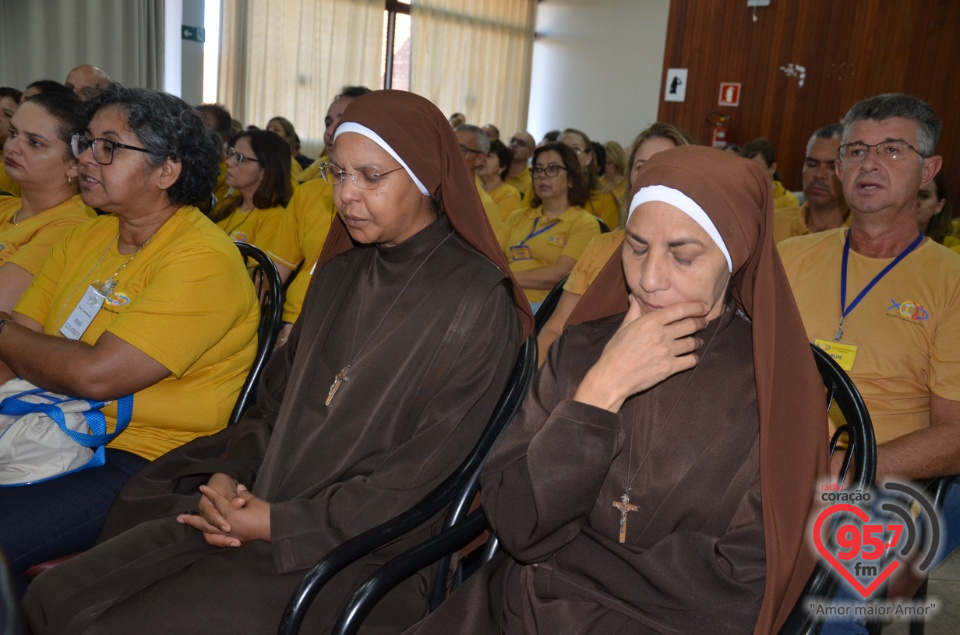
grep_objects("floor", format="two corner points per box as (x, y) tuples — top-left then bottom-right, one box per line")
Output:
(882, 548), (960, 634)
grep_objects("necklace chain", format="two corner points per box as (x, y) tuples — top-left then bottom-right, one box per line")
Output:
(10, 207), (22, 225)
(54, 229), (160, 335)
(326, 231), (452, 407)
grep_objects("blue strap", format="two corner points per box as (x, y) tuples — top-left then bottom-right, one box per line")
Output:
(840, 231), (923, 324)
(0, 392), (134, 448)
(517, 217), (559, 246)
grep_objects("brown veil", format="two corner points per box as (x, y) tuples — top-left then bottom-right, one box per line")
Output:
(568, 145), (828, 634)
(314, 89), (534, 339)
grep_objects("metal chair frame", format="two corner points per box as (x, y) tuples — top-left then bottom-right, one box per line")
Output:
(230, 241), (284, 425)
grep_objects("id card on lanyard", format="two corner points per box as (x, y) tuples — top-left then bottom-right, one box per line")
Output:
(509, 217), (558, 262)
(60, 285), (105, 340)
(821, 231), (923, 371)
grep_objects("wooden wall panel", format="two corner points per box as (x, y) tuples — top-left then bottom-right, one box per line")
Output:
(657, 0), (960, 192)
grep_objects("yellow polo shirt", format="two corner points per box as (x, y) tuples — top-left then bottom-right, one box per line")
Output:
(773, 202), (850, 244)
(0, 194), (96, 275)
(267, 179), (337, 323)
(779, 229), (960, 445)
(215, 204), (285, 254)
(16, 207), (260, 460)
(564, 230), (625, 296)
(505, 166), (532, 198)
(497, 205), (600, 304)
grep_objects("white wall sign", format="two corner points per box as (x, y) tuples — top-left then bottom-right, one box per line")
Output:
(664, 68), (688, 102)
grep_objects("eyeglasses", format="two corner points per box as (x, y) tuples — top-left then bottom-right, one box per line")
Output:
(838, 141), (923, 164)
(531, 164), (567, 178)
(320, 162), (404, 190)
(508, 137), (531, 149)
(459, 143), (485, 156)
(227, 147), (263, 166)
(71, 134), (150, 166)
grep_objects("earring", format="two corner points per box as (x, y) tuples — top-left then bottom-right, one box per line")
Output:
(67, 175), (73, 184)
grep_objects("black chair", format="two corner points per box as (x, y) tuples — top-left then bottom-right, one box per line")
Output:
(594, 215), (611, 233)
(533, 274), (568, 336)
(230, 241), (284, 425)
(778, 344), (877, 635)
(277, 334), (538, 635)
(329, 342), (878, 635)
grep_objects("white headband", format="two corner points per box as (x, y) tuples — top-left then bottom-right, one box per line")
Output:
(628, 185), (733, 272)
(333, 122), (429, 196)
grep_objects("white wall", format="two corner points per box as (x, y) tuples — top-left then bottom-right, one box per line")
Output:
(527, 0), (670, 147)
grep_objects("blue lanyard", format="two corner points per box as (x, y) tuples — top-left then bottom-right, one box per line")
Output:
(518, 217), (558, 245)
(836, 230), (923, 340)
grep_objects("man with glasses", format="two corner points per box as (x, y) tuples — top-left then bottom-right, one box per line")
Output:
(505, 131), (535, 197)
(779, 94), (960, 620)
(455, 124), (502, 232)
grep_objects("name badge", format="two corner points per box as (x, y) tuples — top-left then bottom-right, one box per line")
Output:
(60, 285), (105, 340)
(509, 245), (533, 261)
(814, 338), (859, 372)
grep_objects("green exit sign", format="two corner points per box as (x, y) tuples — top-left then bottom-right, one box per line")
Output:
(182, 25), (205, 43)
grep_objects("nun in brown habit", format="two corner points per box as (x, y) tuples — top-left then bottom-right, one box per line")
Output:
(22, 91), (534, 634)
(404, 145), (828, 634)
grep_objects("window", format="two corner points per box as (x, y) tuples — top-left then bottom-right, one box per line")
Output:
(382, 0), (412, 90)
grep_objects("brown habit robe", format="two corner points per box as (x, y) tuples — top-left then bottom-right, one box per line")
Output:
(406, 146), (827, 634)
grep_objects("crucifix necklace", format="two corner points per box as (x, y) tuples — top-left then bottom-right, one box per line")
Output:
(324, 231), (452, 408)
(610, 311), (724, 544)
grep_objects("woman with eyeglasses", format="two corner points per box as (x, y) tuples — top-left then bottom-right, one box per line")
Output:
(23, 90), (532, 634)
(0, 91), (96, 314)
(498, 141), (600, 310)
(560, 127), (621, 230)
(210, 130), (292, 252)
(0, 84), (260, 575)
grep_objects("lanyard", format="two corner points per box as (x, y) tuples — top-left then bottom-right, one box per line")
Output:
(518, 217), (558, 245)
(836, 230), (923, 340)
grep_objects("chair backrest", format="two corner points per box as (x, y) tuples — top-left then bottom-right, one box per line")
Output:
(595, 215), (611, 233)
(777, 344), (877, 634)
(533, 274), (569, 336)
(229, 241), (284, 426)
(277, 334), (538, 635)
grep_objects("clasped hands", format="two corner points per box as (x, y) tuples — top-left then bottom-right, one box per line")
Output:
(573, 296), (708, 412)
(177, 472), (271, 547)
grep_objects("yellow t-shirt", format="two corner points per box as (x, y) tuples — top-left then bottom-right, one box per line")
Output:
(564, 230), (625, 295)
(486, 182), (523, 222)
(773, 202), (850, 244)
(215, 204), (285, 254)
(297, 153), (329, 184)
(779, 229), (960, 445)
(0, 194), (96, 275)
(773, 180), (800, 210)
(475, 177), (503, 235)
(505, 166), (532, 198)
(289, 156), (304, 178)
(497, 205), (600, 304)
(267, 179), (337, 323)
(15, 207), (260, 460)
(586, 188), (620, 231)
(0, 164), (21, 197)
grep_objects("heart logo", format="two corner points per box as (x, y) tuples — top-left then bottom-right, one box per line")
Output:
(813, 503), (900, 598)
